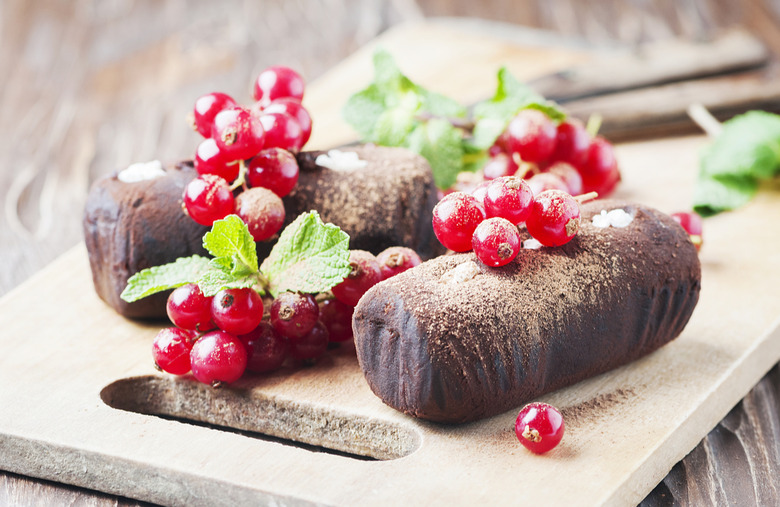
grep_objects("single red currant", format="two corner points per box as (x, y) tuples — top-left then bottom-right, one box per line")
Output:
(246, 148), (299, 198)
(194, 138), (239, 182)
(182, 174), (235, 226)
(482, 153), (518, 180)
(166, 283), (215, 331)
(234, 187), (285, 242)
(471, 217), (521, 267)
(331, 250), (382, 307)
(526, 172), (568, 196)
(238, 322), (289, 373)
(253, 66), (305, 105)
(546, 161), (583, 196)
(270, 292), (319, 339)
(526, 190), (581, 247)
(262, 98), (313, 148)
(549, 119), (590, 167)
(506, 109), (557, 163)
(257, 112), (304, 152)
(484, 176), (534, 225)
(432, 192), (486, 252)
(581, 136), (619, 196)
(211, 288), (264, 336)
(289, 321), (329, 361)
(671, 211), (703, 251)
(515, 402), (565, 454)
(488, 132), (511, 157)
(470, 180), (491, 207)
(318, 298), (354, 343)
(152, 327), (194, 375)
(190, 330), (248, 386)
(212, 106), (265, 161)
(191, 92), (236, 138)
(376, 246), (422, 279)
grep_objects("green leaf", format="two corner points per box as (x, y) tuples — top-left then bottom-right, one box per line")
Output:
(406, 118), (464, 189)
(342, 86), (386, 139)
(203, 215), (258, 276)
(197, 270), (261, 297)
(259, 211), (351, 297)
(120, 255), (212, 302)
(373, 107), (418, 146)
(693, 110), (780, 215)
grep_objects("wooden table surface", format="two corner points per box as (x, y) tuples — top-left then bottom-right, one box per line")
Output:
(1, 0), (779, 505)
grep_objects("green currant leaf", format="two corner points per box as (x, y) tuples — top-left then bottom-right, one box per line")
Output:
(260, 211), (351, 297)
(120, 255), (212, 302)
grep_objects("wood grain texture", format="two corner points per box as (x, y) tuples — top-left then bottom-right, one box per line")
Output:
(1, 0), (780, 505)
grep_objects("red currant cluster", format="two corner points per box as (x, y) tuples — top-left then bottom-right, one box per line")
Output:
(481, 109), (620, 198)
(433, 177), (584, 267)
(151, 246), (421, 387)
(182, 66), (313, 241)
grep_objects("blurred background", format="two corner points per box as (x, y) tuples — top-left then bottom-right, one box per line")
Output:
(1, 0), (779, 505)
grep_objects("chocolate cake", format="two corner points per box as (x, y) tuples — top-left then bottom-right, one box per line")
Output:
(284, 145), (442, 259)
(83, 161), (209, 319)
(352, 200), (702, 424)
(84, 145), (441, 318)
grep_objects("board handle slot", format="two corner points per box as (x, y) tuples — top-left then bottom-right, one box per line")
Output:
(100, 375), (421, 461)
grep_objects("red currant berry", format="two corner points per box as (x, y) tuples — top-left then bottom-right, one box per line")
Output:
(515, 402), (565, 454)
(671, 211), (703, 251)
(331, 250), (382, 307)
(166, 283), (215, 331)
(289, 321), (329, 361)
(190, 330), (248, 386)
(253, 66), (305, 105)
(262, 98), (313, 148)
(546, 161), (583, 196)
(318, 298), (354, 343)
(489, 132), (511, 156)
(526, 190), (581, 247)
(238, 322), (289, 373)
(581, 136), (619, 196)
(506, 109), (557, 163)
(212, 106), (266, 161)
(526, 172), (568, 196)
(471, 217), (521, 267)
(234, 187), (285, 242)
(192, 92), (236, 138)
(211, 288), (264, 336)
(246, 148), (299, 197)
(549, 120), (590, 167)
(182, 174), (235, 226)
(152, 327), (194, 375)
(482, 153), (518, 180)
(194, 138), (239, 182)
(484, 176), (534, 225)
(470, 180), (491, 207)
(270, 292), (319, 339)
(376, 246), (422, 279)
(257, 112), (304, 152)
(432, 192), (486, 252)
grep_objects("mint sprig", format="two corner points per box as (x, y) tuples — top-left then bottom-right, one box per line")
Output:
(693, 111), (780, 216)
(342, 50), (566, 189)
(120, 212), (351, 303)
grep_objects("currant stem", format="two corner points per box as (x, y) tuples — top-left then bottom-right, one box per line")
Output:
(229, 160), (249, 191)
(687, 103), (723, 138)
(585, 113), (603, 138)
(573, 191), (599, 203)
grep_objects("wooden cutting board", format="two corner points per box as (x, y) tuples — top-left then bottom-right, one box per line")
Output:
(1, 19), (779, 507)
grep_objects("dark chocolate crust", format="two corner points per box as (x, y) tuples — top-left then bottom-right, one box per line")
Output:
(83, 161), (208, 319)
(352, 200), (702, 423)
(287, 145), (443, 259)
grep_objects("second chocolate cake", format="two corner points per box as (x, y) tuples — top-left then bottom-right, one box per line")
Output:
(352, 200), (702, 424)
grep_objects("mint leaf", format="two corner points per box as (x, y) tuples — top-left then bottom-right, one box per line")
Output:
(471, 67), (566, 149)
(693, 111), (780, 216)
(120, 255), (212, 302)
(406, 118), (464, 189)
(203, 215), (258, 276)
(373, 107), (417, 146)
(342, 86), (386, 139)
(260, 211), (351, 297)
(197, 269), (260, 297)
